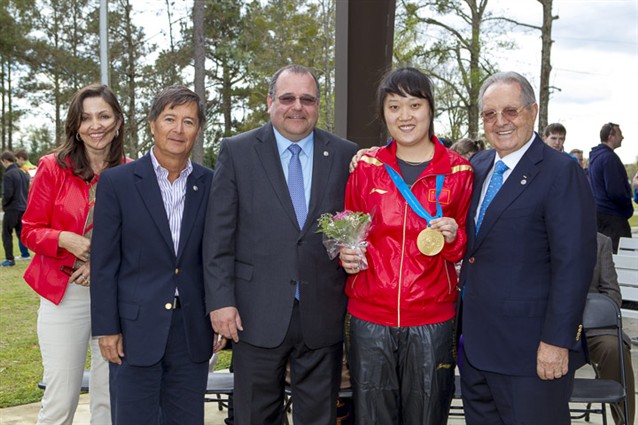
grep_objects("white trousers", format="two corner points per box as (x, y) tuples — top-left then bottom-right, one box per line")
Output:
(37, 283), (111, 425)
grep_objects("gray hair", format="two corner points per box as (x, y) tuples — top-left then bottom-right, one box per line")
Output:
(268, 64), (321, 100)
(478, 71), (536, 111)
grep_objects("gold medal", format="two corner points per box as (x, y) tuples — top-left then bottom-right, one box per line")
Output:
(417, 227), (444, 256)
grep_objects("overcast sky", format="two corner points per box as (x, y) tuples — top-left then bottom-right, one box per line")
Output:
(130, 0), (638, 164)
(485, 0), (638, 164)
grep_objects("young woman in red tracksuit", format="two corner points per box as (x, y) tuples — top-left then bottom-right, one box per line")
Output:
(340, 67), (473, 424)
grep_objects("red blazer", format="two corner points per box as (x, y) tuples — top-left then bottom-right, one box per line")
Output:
(22, 154), (129, 304)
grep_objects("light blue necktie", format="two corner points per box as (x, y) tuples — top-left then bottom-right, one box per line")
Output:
(476, 160), (508, 234)
(287, 144), (306, 300)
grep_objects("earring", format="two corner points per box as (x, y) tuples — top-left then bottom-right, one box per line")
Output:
(76, 133), (81, 141)
(115, 129), (119, 138)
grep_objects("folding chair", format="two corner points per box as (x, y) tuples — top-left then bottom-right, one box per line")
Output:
(204, 352), (234, 411)
(570, 293), (629, 425)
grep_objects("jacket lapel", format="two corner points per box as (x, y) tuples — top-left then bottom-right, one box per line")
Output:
(474, 136), (543, 246)
(467, 150), (495, 243)
(304, 130), (333, 236)
(253, 123), (305, 230)
(134, 154), (175, 256)
(176, 165), (207, 261)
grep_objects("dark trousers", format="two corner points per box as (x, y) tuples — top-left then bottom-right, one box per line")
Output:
(597, 213), (631, 253)
(588, 335), (635, 425)
(2, 210), (23, 261)
(348, 316), (454, 425)
(109, 308), (209, 425)
(233, 301), (342, 425)
(461, 349), (575, 425)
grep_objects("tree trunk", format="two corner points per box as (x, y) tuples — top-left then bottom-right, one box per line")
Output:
(192, 0), (205, 164)
(537, 0), (554, 134)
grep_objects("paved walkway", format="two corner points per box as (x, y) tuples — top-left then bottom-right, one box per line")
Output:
(2, 317), (637, 425)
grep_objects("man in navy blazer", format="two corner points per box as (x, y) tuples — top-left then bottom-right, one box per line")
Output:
(459, 72), (597, 424)
(91, 86), (223, 425)
(203, 65), (358, 425)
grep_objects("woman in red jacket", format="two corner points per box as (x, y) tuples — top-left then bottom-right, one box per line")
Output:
(22, 84), (125, 425)
(340, 67), (473, 424)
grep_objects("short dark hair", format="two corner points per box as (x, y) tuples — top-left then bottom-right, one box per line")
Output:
(600, 122), (619, 142)
(149, 85), (206, 129)
(268, 64), (321, 99)
(1, 150), (16, 163)
(57, 84), (125, 181)
(377, 67), (436, 139)
(14, 148), (29, 161)
(544, 123), (566, 137)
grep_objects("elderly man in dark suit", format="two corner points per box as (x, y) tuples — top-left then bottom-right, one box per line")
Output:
(91, 86), (223, 425)
(204, 64), (358, 425)
(458, 71), (597, 424)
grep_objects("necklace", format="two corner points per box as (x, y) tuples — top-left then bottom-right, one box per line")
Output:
(400, 158), (428, 166)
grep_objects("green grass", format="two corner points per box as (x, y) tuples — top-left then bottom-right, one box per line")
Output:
(0, 237), (231, 408)
(0, 258), (43, 408)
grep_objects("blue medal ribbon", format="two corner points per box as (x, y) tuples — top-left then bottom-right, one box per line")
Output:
(384, 164), (445, 225)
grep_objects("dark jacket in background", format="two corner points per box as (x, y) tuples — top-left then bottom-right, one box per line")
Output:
(588, 143), (632, 218)
(2, 163), (29, 212)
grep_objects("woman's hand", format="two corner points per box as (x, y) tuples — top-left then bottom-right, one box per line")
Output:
(58, 231), (91, 262)
(429, 217), (458, 243)
(339, 245), (367, 274)
(70, 261), (91, 287)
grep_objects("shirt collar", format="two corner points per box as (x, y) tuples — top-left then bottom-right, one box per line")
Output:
(494, 132), (536, 171)
(273, 127), (314, 157)
(149, 147), (193, 179)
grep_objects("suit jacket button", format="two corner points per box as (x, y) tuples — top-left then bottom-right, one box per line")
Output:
(175, 268), (180, 275)
(164, 303), (172, 310)
(468, 257), (475, 264)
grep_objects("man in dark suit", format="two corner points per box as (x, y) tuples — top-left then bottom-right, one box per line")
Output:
(91, 86), (223, 425)
(458, 71), (597, 424)
(204, 64), (358, 425)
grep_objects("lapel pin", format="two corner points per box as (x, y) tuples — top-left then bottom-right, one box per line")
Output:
(323, 151), (329, 157)
(520, 176), (527, 185)
(193, 185), (198, 191)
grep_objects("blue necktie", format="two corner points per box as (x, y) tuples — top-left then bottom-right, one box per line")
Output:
(287, 144), (306, 300)
(476, 160), (508, 234)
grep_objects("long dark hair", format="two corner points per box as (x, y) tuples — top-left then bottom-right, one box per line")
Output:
(56, 84), (125, 181)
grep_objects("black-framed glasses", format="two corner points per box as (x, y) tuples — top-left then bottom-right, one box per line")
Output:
(277, 95), (318, 106)
(481, 104), (531, 123)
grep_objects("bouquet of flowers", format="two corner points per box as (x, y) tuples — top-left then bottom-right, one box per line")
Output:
(316, 210), (372, 270)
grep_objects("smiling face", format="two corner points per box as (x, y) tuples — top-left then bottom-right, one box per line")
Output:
(383, 93), (432, 151)
(78, 96), (121, 155)
(267, 70), (319, 142)
(149, 101), (200, 164)
(482, 81), (538, 158)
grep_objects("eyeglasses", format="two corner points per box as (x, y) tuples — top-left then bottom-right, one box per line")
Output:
(277, 95), (318, 106)
(481, 104), (531, 123)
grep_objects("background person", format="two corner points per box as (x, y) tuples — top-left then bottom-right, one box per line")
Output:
(14, 148), (36, 260)
(588, 122), (632, 253)
(1, 150), (29, 267)
(21, 83), (124, 425)
(91, 85), (223, 425)
(204, 64), (358, 425)
(459, 71), (597, 425)
(340, 67), (473, 425)
(588, 232), (635, 425)
(450, 137), (485, 160)
(542, 122), (567, 152)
